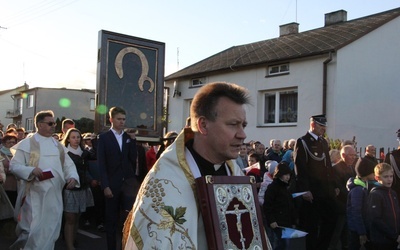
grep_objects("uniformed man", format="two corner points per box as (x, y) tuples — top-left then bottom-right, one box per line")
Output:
(293, 114), (337, 250)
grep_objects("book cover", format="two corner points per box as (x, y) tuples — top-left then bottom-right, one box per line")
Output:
(38, 169), (54, 181)
(195, 175), (271, 250)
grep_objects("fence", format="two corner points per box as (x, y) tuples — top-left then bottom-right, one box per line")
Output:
(357, 146), (398, 163)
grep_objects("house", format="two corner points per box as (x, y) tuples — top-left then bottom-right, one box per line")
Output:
(8, 87), (95, 132)
(164, 7), (400, 151)
(0, 83), (29, 129)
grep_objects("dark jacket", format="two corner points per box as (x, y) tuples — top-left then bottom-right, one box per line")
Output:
(266, 150), (283, 163)
(97, 130), (137, 190)
(334, 160), (356, 213)
(294, 132), (336, 199)
(263, 178), (297, 227)
(346, 177), (374, 235)
(367, 185), (400, 245)
(68, 149), (92, 190)
(384, 149), (400, 199)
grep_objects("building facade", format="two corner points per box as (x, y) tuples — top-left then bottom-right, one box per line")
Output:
(164, 8), (400, 150)
(0, 83), (29, 128)
(8, 87), (95, 132)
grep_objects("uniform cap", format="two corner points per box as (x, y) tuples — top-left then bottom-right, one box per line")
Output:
(311, 114), (327, 126)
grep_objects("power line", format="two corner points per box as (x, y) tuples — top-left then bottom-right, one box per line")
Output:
(1, 0), (78, 29)
(1, 0), (54, 23)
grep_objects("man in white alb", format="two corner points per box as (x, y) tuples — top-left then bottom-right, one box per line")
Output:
(10, 110), (79, 250)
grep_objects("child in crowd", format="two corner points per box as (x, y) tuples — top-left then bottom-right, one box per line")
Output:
(258, 160), (278, 205)
(245, 153), (263, 184)
(346, 157), (376, 250)
(263, 162), (297, 250)
(367, 163), (400, 249)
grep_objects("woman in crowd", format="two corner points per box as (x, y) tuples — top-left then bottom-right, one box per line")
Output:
(1, 134), (18, 206)
(61, 128), (94, 250)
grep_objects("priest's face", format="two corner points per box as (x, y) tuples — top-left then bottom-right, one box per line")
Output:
(37, 116), (56, 137)
(202, 97), (247, 163)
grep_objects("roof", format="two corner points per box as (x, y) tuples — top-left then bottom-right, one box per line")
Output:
(0, 84), (28, 96)
(165, 7), (400, 81)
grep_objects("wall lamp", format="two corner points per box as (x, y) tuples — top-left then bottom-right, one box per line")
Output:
(173, 89), (181, 98)
(173, 81), (181, 98)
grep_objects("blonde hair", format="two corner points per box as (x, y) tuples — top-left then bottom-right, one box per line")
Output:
(374, 163), (393, 177)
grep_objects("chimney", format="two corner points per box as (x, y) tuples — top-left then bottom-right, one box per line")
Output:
(325, 10), (347, 26)
(279, 22), (299, 37)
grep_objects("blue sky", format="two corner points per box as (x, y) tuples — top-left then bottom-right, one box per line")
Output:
(0, 0), (399, 90)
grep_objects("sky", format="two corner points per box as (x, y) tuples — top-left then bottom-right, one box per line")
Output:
(0, 0), (399, 91)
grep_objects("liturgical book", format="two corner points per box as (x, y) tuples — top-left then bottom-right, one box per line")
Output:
(195, 175), (271, 250)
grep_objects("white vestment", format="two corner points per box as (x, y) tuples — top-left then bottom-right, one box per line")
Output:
(9, 133), (80, 250)
(124, 129), (244, 250)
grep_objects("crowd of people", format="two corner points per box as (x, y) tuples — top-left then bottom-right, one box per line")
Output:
(123, 82), (400, 250)
(0, 109), (179, 250)
(238, 118), (400, 250)
(1, 81), (400, 250)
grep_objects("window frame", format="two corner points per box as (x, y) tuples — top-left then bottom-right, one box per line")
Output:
(90, 98), (95, 111)
(267, 63), (290, 76)
(27, 94), (34, 108)
(25, 118), (34, 131)
(18, 98), (23, 115)
(261, 88), (298, 126)
(190, 77), (206, 88)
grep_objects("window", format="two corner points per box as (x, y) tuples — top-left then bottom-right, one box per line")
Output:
(191, 77), (206, 87)
(268, 63), (289, 76)
(18, 98), (23, 115)
(90, 98), (95, 111)
(27, 94), (34, 108)
(26, 118), (34, 131)
(263, 89), (297, 124)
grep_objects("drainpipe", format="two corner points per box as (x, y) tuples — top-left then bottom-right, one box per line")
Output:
(322, 52), (332, 114)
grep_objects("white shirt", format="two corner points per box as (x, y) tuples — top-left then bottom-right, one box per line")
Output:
(111, 128), (124, 151)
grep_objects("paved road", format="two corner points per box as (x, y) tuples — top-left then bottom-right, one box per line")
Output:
(0, 218), (114, 250)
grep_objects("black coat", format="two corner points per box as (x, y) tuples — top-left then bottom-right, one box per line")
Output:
(68, 149), (91, 189)
(384, 149), (400, 199)
(263, 178), (297, 227)
(294, 132), (336, 199)
(367, 185), (400, 245)
(333, 160), (356, 213)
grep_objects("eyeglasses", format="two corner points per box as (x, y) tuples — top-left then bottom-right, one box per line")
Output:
(40, 121), (57, 126)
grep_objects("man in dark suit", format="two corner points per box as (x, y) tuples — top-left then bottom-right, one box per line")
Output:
(97, 106), (138, 250)
(294, 114), (337, 250)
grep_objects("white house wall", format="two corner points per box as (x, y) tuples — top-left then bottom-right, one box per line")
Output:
(166, 17), (400, 151)
(332, 16), (400, 149)
(166, 55), (331, 146)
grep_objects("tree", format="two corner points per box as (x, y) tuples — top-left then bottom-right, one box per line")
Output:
(74, 117), (94, 133)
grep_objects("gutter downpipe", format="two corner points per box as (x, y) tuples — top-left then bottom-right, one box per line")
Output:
(322, 52), (333, 115)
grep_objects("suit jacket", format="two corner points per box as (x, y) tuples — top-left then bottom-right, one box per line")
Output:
(97, 130), (137, 190)
(294, 132), (336, 199)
